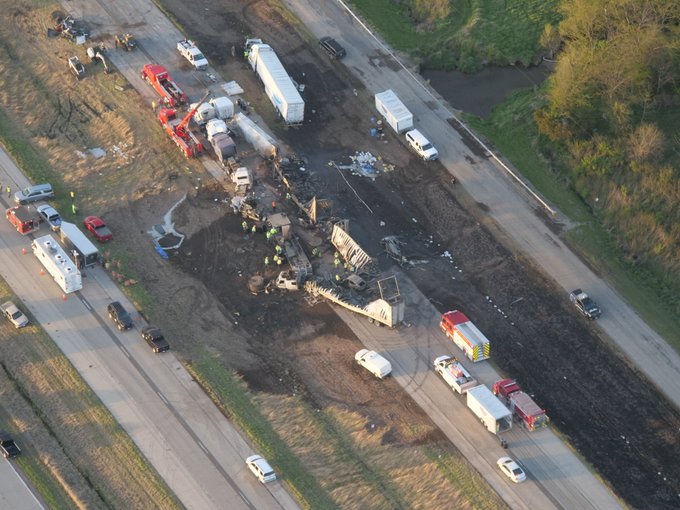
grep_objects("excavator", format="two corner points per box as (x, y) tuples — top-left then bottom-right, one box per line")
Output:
(158, 91), (211, 158)
(87, 44), (110, 74)
(114, 33), (137, 51)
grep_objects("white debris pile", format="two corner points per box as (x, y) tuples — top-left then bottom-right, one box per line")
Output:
(335, 151), (379, 178)
(111, 142), (130, 162)
(222, 81), (244, 95)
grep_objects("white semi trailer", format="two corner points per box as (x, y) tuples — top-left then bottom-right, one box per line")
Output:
(374, 90), (413, 133)
(466, 384), (513, 435)
(247, 41), (304, 124)
(32, 234), (82, 293)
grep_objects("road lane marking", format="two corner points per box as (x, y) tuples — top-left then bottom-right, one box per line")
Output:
(80, 297), (92, 310)
(157, 391), (169, 405)
(119, 345), (131, 358)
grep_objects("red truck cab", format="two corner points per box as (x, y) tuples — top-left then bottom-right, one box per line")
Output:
(493, 379), (549, 431)
(141, 64), (187, 107)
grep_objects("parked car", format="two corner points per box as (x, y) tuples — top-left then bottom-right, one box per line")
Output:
(107, 301), (133, 331)
(1, 301), (29, 328)
(246, 454), (276, 483)
(141, 326), (170, 353)
(319, 36), (346, 59)
(36, 204), (62, 231)
(569, 289), (601, 319)
(497, 457), (526, 483)
(83, 215), (113, 242)
(14, 183), (54, 205)
(0, 431), (21, 458)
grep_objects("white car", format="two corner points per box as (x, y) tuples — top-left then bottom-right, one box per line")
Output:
(1, 301), (29, 328)
(246, 455), (276, 483)
(497, 456), (526, 483)
(405, 129), (439, 161)
(355, 349), (392, 379)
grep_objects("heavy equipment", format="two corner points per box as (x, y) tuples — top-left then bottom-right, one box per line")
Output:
(115, 33), (137, 51)
(158, 91), (210, 158)
(141, 64), (187, 107)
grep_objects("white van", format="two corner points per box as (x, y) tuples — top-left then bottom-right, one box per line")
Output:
(405, 129), (439, 161)
(355, 349), (392, 378)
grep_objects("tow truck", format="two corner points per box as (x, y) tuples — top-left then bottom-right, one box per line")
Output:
(141, 64), (187, 107)
(569, 289), (601, 319)
(158, 91), (210, 158)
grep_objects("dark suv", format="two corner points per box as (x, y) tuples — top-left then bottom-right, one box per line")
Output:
(319, 36), (346, 59)
(141, 326), (170, 353)
(107, 301), (134, 331)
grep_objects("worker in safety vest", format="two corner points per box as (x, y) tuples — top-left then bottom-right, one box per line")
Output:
(242, 221), (248, 232)
(275, 245), (283, 255)
(251, 224), (257, 234)
(264, 256), (270, 266)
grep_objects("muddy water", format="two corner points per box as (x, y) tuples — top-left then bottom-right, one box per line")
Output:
(422, 63), (551, 117)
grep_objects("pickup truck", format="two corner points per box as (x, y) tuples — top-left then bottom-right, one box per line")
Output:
(569, 289), (601, 319)
(177, 39), (208, 70)
(0, 431), (21, 458)
(433, 355), (478, 394)
(1, 301), (29, 328)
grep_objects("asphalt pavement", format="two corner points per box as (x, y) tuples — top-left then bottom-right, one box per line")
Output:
(281, 0), (680, 412)
(0, 460), (45, 510)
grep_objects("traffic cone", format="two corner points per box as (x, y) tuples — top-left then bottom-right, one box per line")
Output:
(21, 248), (26, 255)
(40, 268), (45, 275)
(61, 293), (67, 301)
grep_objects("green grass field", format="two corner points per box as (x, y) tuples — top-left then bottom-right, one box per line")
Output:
(351, 0), (561, 70)
(466, 90), (680, 347)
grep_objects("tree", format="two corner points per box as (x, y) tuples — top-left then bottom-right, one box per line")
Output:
(628, 123), (665, 163)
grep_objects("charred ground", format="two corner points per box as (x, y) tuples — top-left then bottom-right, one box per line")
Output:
(151, 0), (680, 507)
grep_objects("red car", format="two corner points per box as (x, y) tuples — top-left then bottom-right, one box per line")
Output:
(83, 216), (113, 242)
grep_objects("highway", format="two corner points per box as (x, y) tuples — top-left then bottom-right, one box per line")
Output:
(282, 0), (680, 414)
(0, 459), (44, 510)
(0, 147), (299, 509)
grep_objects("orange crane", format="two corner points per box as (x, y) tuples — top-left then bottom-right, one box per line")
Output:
(158, 90), (210, 158)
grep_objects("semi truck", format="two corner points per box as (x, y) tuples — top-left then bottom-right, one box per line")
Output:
(492, 379), (549, 431)
(32, 235), (82, 294)
(466, 385), (513, 435)
(246, 41), (304, 124)
(440, 310), (490, 362)
(374, 90), (413, 134)
(141, 64), (187, 107)
(177, 39), (208, 70)
(232, 112), (279, 159)
(59, 221), (99, 268)
(433, 355), (478, 394)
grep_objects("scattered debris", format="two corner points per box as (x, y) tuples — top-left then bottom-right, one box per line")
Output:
(222, 81), (245, 95)
(89, 147), (106, 159)
(147, 195), (187, 250)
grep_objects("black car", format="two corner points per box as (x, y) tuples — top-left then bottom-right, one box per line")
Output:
(141, 326), (170, 353)
(107, 301), (134, 331)
(0, 431), (21, 458)
(569, 289), (602, 319)
(319, 36), (346, 59)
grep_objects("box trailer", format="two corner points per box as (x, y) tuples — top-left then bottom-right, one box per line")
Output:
(32, 235), (82, 294)
(440, 310), (490, 362)
(59, 222), (99, 268)
(247, 43), (304, 124)
(466, 385), (513, 435)
(374, 90), (413, 134)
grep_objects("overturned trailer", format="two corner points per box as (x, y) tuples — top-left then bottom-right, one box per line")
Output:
(305, 275), (404, 328)
(232, 112), (278, 159)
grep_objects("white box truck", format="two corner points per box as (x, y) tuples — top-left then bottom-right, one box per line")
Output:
(466, 385), (513, 435)
(32, 235), (82, 294)
(374, 90), (413, 133)
(247, 43), (304, 124)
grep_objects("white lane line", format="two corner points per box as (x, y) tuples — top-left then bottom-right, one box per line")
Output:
(119, 345), (131, 358)
(80, 297), (92, 310)
(157, 391), (169, 405)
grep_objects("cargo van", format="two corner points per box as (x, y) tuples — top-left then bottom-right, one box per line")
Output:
(405, 129), (438, 161)
(14, 183), (54, 205)
(355, 349), (392, 378)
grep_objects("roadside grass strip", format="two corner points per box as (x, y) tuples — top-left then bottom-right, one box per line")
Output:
(0, 282), (181, 509)
(465, 89), (680, 347)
